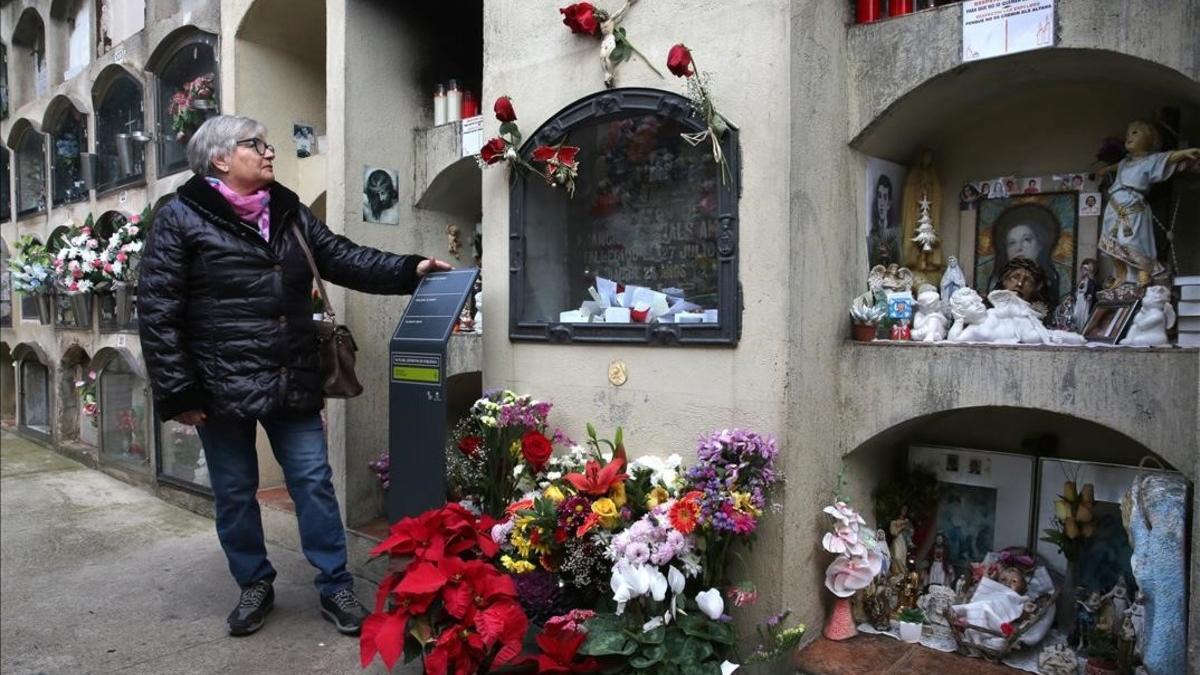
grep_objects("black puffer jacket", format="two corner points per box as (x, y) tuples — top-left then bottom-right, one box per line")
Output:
(138, 175), (422, 422)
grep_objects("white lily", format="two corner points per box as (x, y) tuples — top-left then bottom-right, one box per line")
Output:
(720, 661), (739, 675)
(696, 588), (724, 621)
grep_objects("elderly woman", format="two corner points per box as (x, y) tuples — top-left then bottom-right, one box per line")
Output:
(138, 116), (449, 638)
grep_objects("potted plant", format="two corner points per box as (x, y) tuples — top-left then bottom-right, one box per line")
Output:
(850, 297), (885, 342)
(8, 235), (55, 324)
(897, 607), (925, 643)
(1084, 629), (1119, 675)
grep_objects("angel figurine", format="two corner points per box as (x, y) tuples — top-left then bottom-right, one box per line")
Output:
(1097, 120), (1200, 286)
(911, 285), (949, 342)
(1120, 285), (1176, 346)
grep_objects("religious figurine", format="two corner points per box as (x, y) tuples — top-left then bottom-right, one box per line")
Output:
(925, 532), (951, 588)
(472, 290), (483, 333)
(1097, 120), (1200, 286)
(598, 0), (638, 88)
(1118, 615), (1138, 674)
(889, 505), (914, 574)
(861, 264), (915, 315)
(1072, 258), (1098, 332)
(1075, 591), (1102, 651)
(447, 223), (462, 258)
(940, 256), (966, 304)
(1120, 285), (1176, 347)
(947, 288), (1085, 345)
(902, 149), (944, 284)
(1125, 590), (1145, 657)
(996, 257), (1053, 317)
(862, 579), (895, 631)
(917, 583), (956, 627)
(1038, 644), (1078, 675)
(1100, 578), (1131, 630)
(911, 285), (949, 342)
(896, 570), (922, 612)
(874, 527), (891, 580)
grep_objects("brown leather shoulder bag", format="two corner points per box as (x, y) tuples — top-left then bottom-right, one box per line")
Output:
(290, 221), (364, 399)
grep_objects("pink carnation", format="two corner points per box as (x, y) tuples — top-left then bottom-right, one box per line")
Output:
(116, 252), (128, 263)
(103, 263), (114, 274)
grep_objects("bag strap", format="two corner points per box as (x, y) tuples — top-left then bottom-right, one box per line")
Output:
(290, 220), (336, 321)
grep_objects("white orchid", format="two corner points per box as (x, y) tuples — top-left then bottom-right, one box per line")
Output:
(631, 453), (683, 488)
(822, 523), (866, 557)
(823, 501), (866, 529)
(696, 588), (725, 621)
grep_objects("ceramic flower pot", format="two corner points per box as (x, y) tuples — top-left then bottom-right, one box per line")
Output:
(899, 620), (923, 643)
(851, 323), (877, 342)
(822, 596), (858, 641)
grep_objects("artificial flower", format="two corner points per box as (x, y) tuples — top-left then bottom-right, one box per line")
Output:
(822, 501), (866, 529)
(667, 43), (694, 77)
(531, 144), (581, 197)
(494, 96), (517, 123)
(821, 523), (866, 557)
(823, 549), (884, 598)
(727, 583), (758, 608)
(696, 588), (725, 621)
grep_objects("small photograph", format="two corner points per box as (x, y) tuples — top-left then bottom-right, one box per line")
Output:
(363, 166), (401, 225)
(959, 182), (982, 210)
(1070, 174), (1086, 191)
(990, 178), (1011, 199)
(1021, 177), (1042, 194)
(945, 453), (960, 473)
(1079, 192), (1102, 217)
(293, 123), (316, 158)
(977, 180), (993, 200)
(968, 458), (983, 475)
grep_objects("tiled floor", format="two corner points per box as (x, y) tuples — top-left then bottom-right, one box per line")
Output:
(793, 634), (1025, 675)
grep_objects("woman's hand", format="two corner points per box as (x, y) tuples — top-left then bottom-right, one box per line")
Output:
(416, 257), (454, 277)
(174, 410), (207, 427)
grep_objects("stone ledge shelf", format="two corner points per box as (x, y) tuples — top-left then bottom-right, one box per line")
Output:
(413, 122), (482, 216)
(838, 340), (1198, 478)
(446, 331), (483, 379)
(846, 0), (1200, 159)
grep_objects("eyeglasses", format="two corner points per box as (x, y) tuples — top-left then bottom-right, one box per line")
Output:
(236, 138), (275, 156)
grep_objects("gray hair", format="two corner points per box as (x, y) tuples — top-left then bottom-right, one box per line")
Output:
(186, 115), (268, 176)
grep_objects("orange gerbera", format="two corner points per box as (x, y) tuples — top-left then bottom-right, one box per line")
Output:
(669, 491), (704, 534)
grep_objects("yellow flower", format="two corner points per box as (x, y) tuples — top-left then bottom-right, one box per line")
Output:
(544, 485), (566, 503)
(511, 528), (532, 558)
(609, 482), (627, 508)
(732, 491), (761, 517)
(646, 486), (670, 509)
(592, 497), (620, 529)
(500, 555), (535, 574)
(509, 440), (522, 458)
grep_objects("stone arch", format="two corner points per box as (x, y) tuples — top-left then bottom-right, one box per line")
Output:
(12, 341), (53, 438)
(91, 346), (150, 470)
(5, 117), (43, 153)
(0, 342), (15, 425)
(57, 343), (94, 445)
(10, 7), (47, 107)
(40, 93), (90, 131)
(94, 209), (131, 241)
(48, 0), (92, 84)
(145, 25), (217, 75)
(91, 63), (145, 104)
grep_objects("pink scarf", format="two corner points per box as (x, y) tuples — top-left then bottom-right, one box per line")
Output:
(207, 178), (271, 241)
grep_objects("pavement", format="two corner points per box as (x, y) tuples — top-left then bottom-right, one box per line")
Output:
(0, 432), (417, 674)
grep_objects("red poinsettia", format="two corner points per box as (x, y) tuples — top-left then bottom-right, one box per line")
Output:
(370, 502), (498, 563)
(564, 457), (628, 497)
(535, 620), (600, 673)
(494, 96), (517, 123)
(479, 137), (508, 165)
(559, 2), (601, 36)
(521, 430), (553, 471)
(667, 43), (694, 77)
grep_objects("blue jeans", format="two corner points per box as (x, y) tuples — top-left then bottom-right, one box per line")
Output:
(197, 412), (353, 595)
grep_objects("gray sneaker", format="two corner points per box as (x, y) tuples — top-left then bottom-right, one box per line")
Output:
(228, 580), (274, 636)
(320, 588), (368, 635)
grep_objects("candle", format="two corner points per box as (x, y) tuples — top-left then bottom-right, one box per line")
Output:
(857, 0), (883, 23)
(433, 83), (446, 126)
(888, 0), (914, 17)
(445, 79), (462, 124)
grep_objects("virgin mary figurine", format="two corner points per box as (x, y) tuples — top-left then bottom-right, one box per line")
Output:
(1097, 120), (1200, 286)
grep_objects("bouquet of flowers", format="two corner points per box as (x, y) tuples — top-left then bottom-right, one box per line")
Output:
(75, 369), (99, 426)
(8, 235), (55, 295)
(99, 213), (146, 286)
(52, 218), (107, 295)
(476, 96), (582, 197)
(169, 73), (217, 141)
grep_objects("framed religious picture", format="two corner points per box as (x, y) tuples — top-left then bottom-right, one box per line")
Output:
(362, 166), (400, 225)
(959, 173), (1102, 306)
(1082, 298), (1139, 343)
(865, 157), (907, 270)
(1034, 459), (1180, 594)
(908, 446), (1035, 577)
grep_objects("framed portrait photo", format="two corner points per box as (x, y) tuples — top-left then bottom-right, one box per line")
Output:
(1082, 298), (1139, 343)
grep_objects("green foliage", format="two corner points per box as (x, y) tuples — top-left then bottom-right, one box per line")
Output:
(580, 608), (734, 675)
(897, 607), (925, 624)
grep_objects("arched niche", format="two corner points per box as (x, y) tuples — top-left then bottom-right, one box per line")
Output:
(12, 342), (52, 439)
(0, 342), (15, 424)
(92, 347), (149, 471)
(1, 145), (10, 222)
(57, 343), (97, 446)
(15, 237), (46, 322)
(8, 119), (48, 217)
(11, 7), (47, 107)
(147, 27), (219, 176)
(42, 95), (90, 206)
(91, 64), (146, 194)
(49, 0), (93, 82)
(97, 0), (145, 56)
(94, 209), (130, 240)
(234, 0), (326, 193)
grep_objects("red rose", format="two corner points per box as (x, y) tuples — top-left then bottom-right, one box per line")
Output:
(560, 3), (600, 36)
(458, 435), (482, 457)
(667, 44), (694, 78)
(479, 137), (507, 165)
(494, 96), (517, 123)
(520, 431), (553, 471)
(1000, 622), (1014, 637)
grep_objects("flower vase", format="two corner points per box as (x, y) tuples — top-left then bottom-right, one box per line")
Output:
(1058, 560), (1078, 633)
(34, 293), (53, 325)
(851, 323), (877, 342)
(114, 283), (134, 326)
(823, 596), (858, 641)
(68, 293), (93, 329)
